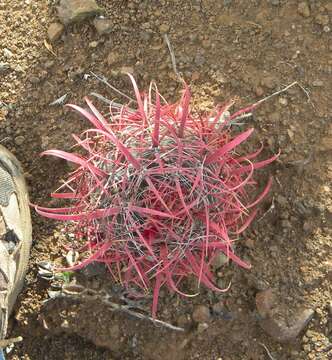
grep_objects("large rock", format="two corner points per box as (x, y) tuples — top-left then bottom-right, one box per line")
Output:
(57, 0), (103, 25)
(259, 308), (314, 343)
(255, 289), (314, 343)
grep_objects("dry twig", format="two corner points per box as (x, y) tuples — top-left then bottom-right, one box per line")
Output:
(259, 342), (276, 360)
(163, 34), (183, 81)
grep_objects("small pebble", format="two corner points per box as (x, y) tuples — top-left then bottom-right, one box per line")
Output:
(326, 4), (332, 11)
(298, 2), (311, 18)
(192, 305), (211, 323)
(212, 301), (225, 315)
(44, 60), (55, 69)
(261, 76), (276, 89)
(197, 322), (209, 333)
(244, 238), (255, 249)
(194, 53), (206, 66)
(107, 52), (119, 66)
(303, 344), (311, 352)
(93, 17), (112, 35)
(315, 14), (329, 26)
(159, 24), (170, 33)
(47, 22), (64, 42)
(14, 136), (25, 146)
(3, 48), (13, 59)
(0, 63), (10, 73)
(313, 80), (324, 87)
(57, 0), (103, 25)
(211, 252), (229, 270)
(279, 97), (288, 106)
(29, 76), (40, 84)
(255, 86), (264, 97)
(287, 129), (294, 140)
(89, 41), (98, 48)
(276, 195), (287, 207)
(61, 319), (69, 329)
(120, 66), (134, 74)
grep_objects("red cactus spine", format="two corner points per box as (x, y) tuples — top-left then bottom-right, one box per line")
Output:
(35, 76), (278, 317)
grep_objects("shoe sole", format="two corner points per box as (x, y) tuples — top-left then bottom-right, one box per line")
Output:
(0, 145), (32, 315)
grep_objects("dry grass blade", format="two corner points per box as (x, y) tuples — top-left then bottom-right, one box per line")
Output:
(163, 34), (182, 81)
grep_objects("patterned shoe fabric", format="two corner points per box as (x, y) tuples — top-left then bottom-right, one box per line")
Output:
(0, 145), (32, 342)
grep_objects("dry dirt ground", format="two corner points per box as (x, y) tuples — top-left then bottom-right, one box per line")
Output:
(0, 0), (332, 359)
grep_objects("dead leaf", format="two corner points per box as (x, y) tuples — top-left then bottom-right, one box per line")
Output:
(44, 39), (57, 57)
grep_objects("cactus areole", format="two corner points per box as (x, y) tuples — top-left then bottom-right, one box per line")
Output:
(35, 75), (278, 316)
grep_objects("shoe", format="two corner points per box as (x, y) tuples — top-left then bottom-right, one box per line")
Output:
(0, 145), (32, 343)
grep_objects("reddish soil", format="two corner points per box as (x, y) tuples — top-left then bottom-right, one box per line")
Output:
(1, 0), (331, 359)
